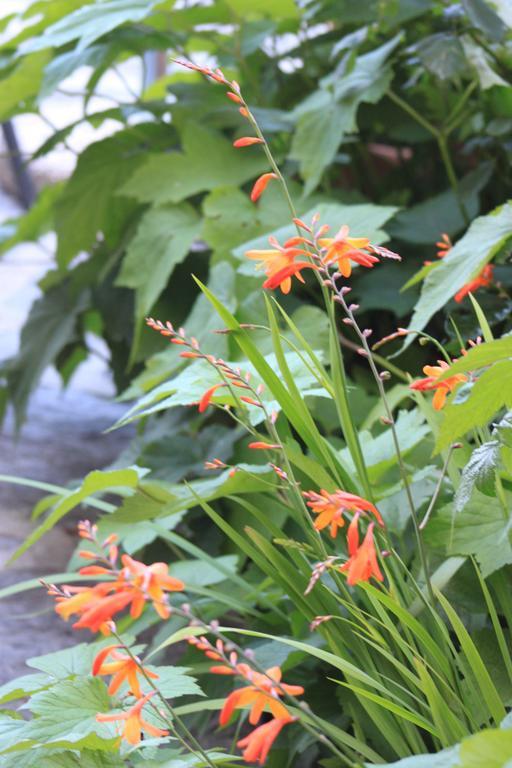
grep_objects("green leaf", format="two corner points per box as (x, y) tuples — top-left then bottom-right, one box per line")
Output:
(0, 51), (50, 120)
(0, 183), (63, 256)
(461, 0), (507, 42)
(119, 123), (267, 205)
(7, 467), (141, 563)
(404, 202), (512, 344)
(437, 360), (512, 451)
(455, 440), (500, 512)
(2, 282), (88, 428)
(225, 0), (299, 18)
(19, 677), (116, 751)
(170, 555), (239, 587)
(19, 0), (157, 54)
(461, 37), (509, 90)
(117, 202), (201, 355)
(425, 492), (512, 577)
(363, 746), (460, 766)
(55, 130), (147, 267)
(415, 33), (466, 80)
(390, 164), (492, 245)
(0, 673), (51, 706)
(40, 45), (112, 100)
(459, 727), (512, 766)
(437, 336), (512, 378)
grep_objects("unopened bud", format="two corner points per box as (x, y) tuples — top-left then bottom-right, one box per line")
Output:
(244, 648), (255, 660)
(322, 279), (332, 286)
(379, 371), (391, 380)
(362, 328), (372, 338)
(342, 317), (353, 325)
(380, 416), (394, 425)
(357, 348), (368, 357)
(452, 442), (463, 449)
(340, 286), (351, 295)
(348, 303), (359, 312)
(419, 337), (428, 346)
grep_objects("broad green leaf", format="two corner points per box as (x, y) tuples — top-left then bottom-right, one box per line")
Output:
(425, 492), (512, 577)
(19, 0), (157, 54)
(291, 35), (401, 193)
(363, 746), (460, 766)
(143, 750), (240, 767)
(461, 0), (507, 41)
(116, 202), (201, 353)
(461, 37), (509, 89)
(415, 33), (466, 80)
(171, 555), (238, 587)
(437, 336), (512, 378)
(2, 281), (88, 428)
(55, 130), (148, 267)
(19, 678), (116, 751)
(0, 747), (125, 768)
(119, 123), (267, 206)
(0, 183), (63, 256)
(405, 202), (512, 344)
(40, 45), (112, 100)
(454, 440), (500, 512)
(459, 727), (512, 766)
(26, 639), (134, 680)
(0, 673), (51, 706)
(0, 51), (50, 120)
(225, 0), (299, 18)
(7, 467), (141, 563)
(437, 360), (512, 451)
(378, 466), (439, 532)
(391, 164), (492, 245)
(115, 350), (328, 428)
(128, 665), (202, 700)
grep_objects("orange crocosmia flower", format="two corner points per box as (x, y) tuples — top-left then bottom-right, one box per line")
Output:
(219, 666), (303, 727)
(262, 262), (318, 292)
(409, 360), (467, 411)
(318, 224), (378, 277)
(72, 590), (136, 633)
(198, 382), (226, 413)
(303, 489), (383, 538)
(92, 644), (159, 699)
(234, 137), (264, 147)
(454, 264), (494, 303)
(96, 691), (168, 746)
(245, 237), (311, 294)
(120, 555), (185, 620)
(250, 173), (278, 202)
(340, 516), (383, 586)
(237, 717), (293, 765)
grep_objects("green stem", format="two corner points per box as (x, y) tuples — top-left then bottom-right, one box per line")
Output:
(111, 630), (218, 768)
(437, 133), (470, 225)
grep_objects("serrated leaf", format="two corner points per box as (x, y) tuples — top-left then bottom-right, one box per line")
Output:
(0, 51), (50, 120)
(461, 0), (507, 42)
(437, 336), (512, 378)
(437, 360), (512, 451)
(415, 33), (466, 80)
(404, 202), (512, 344)
(19, 0), (157, 54)
(0, 673), (51, 706)
(455, 441), (500, 512)
(8, 467), (141, 563)
(119, 123), (267, 205)
(21, 677), (116, 751)
(425, 492), (512, 577)
(117, 202), (201, 355)
(2, 281), (89, 428)
(461, 37), (509, 90)
(0, 183), (63, 256)
(55, 129), (148, 267)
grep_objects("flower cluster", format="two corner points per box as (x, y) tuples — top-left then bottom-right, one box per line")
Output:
(409, 360), (468, 410)
(303, 489), (385, 586)
(46, 521), (184, 633)
(189, 636), (303, 765)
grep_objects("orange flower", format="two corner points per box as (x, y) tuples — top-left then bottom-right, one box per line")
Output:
(454, 264), (493, 303)
(234, 137), (264, 147)
(250, 173), (278, 202)
(340, 515), (383, 586)
(219, 666), (303, 726)
(92, 645), (159, 699)
(303, 489), (384, 538)
(237, 717), (293, 765)
(409, 360), (467, 410)
(72, 590), (136, 633)
(318, 225), (378, 277)
(96, 691), (168, 746)
(198, 382), (226, 413)
(120, 555), (185, 619)
(245, 237), (313, 294)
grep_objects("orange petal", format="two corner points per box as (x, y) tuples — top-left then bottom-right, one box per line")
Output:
(234, 137), (264, 147)
(250, 173), (278, 202)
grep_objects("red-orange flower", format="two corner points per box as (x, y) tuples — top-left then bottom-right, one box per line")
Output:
(92, 645), (159, 699)
(303, 489), (383, 538)
(198, 382), (226, 413)
(409, 360), (467, 410)
(120, 555), (185, 620)
(237, 717), (293, 765)
(340, 515), (383, 586)
(318, 225), (379, 277)
(220, 666), (303, 726)
(72, 590), (136, 633)
(96, 691), (168, 745)
(234, 137), (264, 147)
(454, 264), (494, 303)
(250, 173), (278, 202)
(245, 237), (313, 294)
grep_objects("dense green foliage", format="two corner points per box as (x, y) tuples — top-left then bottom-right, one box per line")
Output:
(1, 1), (512, 767)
